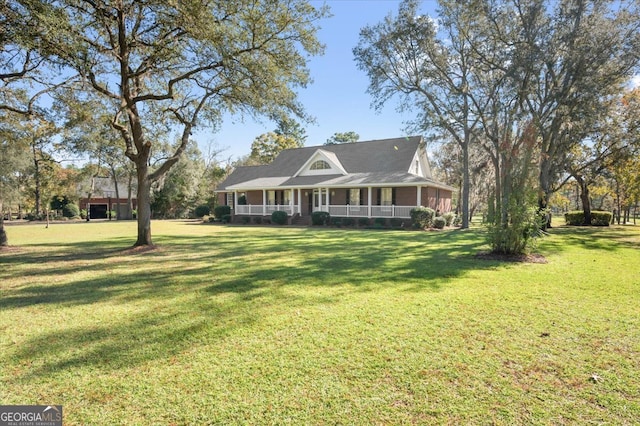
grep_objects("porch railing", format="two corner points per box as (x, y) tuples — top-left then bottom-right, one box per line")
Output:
(234, 204), (415, 218)
(234, 204), (300, 216)
(327, 205), (413, 218)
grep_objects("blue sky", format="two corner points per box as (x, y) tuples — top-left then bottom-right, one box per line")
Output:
(197, 0), (439, 162)
(196, 0), (639, 163)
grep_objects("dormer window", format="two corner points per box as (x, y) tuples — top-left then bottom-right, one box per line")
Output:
(310, 160), (330, 170)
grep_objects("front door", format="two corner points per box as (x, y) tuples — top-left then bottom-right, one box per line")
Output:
(313, 189), (328, 212)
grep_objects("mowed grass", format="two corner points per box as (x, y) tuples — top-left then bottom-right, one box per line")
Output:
(1, 220), (638, 425)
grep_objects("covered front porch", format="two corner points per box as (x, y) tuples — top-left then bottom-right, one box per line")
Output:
(226, 186), (451, 219)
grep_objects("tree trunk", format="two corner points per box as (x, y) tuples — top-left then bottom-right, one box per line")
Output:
(461, 137), (470, 229)
(32, 143), (41, 216)
(538, 156), (553, 229)
(110, 164), (121, 220)
(0, 200), (7, 247)
(134, 162), (152, 246)
(576, 176), (591, 225)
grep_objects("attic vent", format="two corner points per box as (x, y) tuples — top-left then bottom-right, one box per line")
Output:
(310, 160), (330, 170)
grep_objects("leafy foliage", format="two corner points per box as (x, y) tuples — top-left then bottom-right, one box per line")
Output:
(433, 216), (446, 229)
(271, 210), (288, 225)
(410, 207), (435, 229)
(250, 132), (304, 164)
(565, 210), (612, 226)
(325, 131), (360, 145)
(311, 211), (330, 226)
(62, 203), (80, 218)
(214, 205), (231, 219)
(194, 205), (211, 218)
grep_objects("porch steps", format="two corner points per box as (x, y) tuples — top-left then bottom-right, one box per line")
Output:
(290, 214), (308, 226)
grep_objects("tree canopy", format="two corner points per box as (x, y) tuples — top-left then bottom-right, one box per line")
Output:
(10, 0), (328, 245)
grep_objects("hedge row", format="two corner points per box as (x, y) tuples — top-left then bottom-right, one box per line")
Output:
(564, 210), (612, 226)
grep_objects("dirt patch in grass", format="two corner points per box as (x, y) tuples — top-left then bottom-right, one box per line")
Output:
(0, 245), (22, 254)
(119, 244), (161, 255)
(474, 251), (547, 263)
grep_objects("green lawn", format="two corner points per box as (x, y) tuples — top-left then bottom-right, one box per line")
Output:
(1, 221), (638, 424)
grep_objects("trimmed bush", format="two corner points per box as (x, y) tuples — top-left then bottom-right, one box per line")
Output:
(253, 216), (262, 224)
(271, 210), (287, 225)
(565, 210), (612, 226)
(241, 216), (251, 224)
(330, 216), (342, 227)
(213, 205), (231, 219)
(443, 212), (455, 226)
(341, 217), (355, 227)
(565, 211), (584, 225)
(63, 203), (80, 218)
(358, 217), (370, 227)
(433, 216), (446, 229)
(311, 211), (330, 226)
(222, 214), (232, 224)
(390, 217), (404, 228)
(410, 207), (435, 229)
(194, 204), (211, 218)
(373, 217), (387, 228)
(591, 211), (612, 226)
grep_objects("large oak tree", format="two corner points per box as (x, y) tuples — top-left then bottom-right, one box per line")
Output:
(15, 0), (327, 246)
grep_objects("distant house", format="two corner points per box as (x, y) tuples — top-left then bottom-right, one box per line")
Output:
(79, 177), (137, 220)
(215, 136), (454, 223)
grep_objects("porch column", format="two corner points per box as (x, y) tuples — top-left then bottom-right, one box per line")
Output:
(234, 191), (238, 214)
(367, 187), (372, 218)
(290, 188), (295, 215)
(416, 186), (422, 207)
(326, 188), (330, 212)
(297, 188), (302, 215)
(262, 189), (266, 216)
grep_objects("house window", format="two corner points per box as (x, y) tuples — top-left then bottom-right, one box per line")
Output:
(226, 193), (234, 208)
(283, 190), (291, 205)
(349, 188), (360, 205)
(310, 160), (330, 170)
(380, 187), (393, 206)
(267, 190), (276, 205)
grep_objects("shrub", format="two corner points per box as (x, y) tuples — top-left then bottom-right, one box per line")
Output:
(433, 216), (446, 229)
(213, 205), (231, 219)
(591, 211), (612, 226)
(358, 217), (370, 227)
(271, 210), (287, 225)
(390, 217), (404, 228)
(241, 216), (251, 224)
(373, 217), (387, 228)
(222, 214), (232, 224)
(253, 216), (262, 224)
(341, 217), (355, 227)
(410, 207), (435, 229)
(63, 203), (80, 218)
(330, 216), (342, 227)
(80, 209), (87, 219)
(443, 212), (455, 226)
(311, 211), (330, 226)
(194, 204), (211, 218)
(564, 210), (612, 226)
(109, 210), (117, 219)
(565, 211), (584, 225)
(488, 204), (545, 255)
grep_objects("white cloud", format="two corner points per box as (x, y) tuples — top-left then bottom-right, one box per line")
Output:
(631, 74), (640, 88)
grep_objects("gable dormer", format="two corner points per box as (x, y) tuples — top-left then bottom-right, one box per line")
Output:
(409, 145), (432, 178)
(294, 149), (348, 177)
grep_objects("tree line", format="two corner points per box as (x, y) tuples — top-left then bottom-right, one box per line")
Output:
(354, 0), (640, 253)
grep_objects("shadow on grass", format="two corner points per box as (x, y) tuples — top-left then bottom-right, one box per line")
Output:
(541, 225), (639, 255)
(1, 226), (510, 380)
